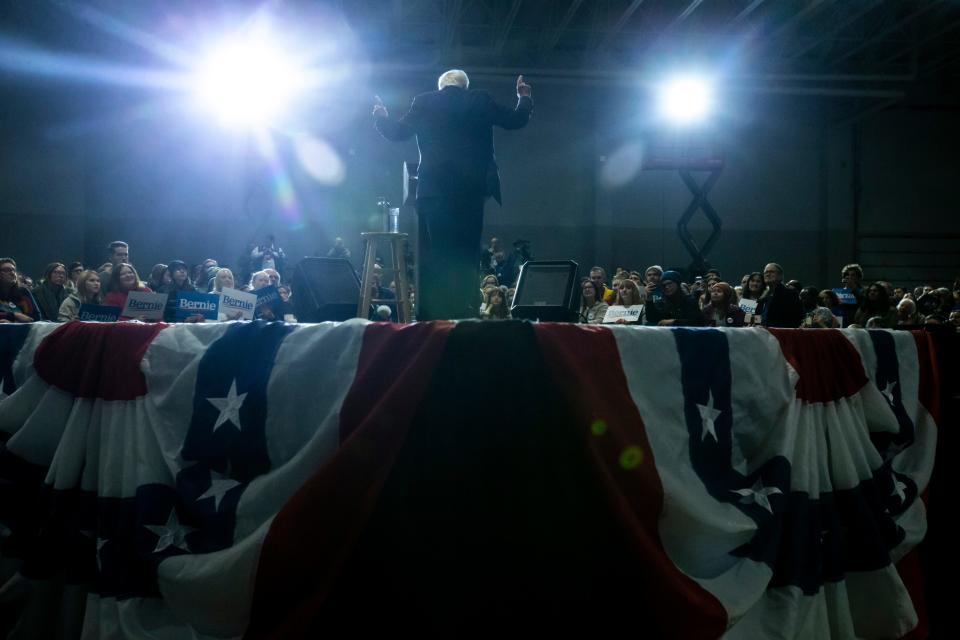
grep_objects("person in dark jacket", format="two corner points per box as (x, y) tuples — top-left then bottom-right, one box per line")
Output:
(159, 260), (197, 322)
(373, 69), (533, 320)
(0, 258), (39, 323)
(646, 270), (703, 326)
(33, 262), (69, 321)
(701, 282), (745, 327)
(758, 263), (804, 328)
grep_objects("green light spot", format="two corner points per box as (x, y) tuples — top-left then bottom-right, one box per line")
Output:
(590, 419), (608, 436)
(619, 445), (644, 470)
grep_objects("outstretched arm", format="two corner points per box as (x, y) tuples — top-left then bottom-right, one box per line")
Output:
(490, 75), (533, 130)
(373, 95), (418, 142)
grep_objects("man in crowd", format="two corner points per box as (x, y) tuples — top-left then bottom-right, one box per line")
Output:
(589, 266), (615, 305)
(98, 241), (130, 281)
(838, 263), (864, 321)
(644, 265), (664, 306)
(761, 262), (804, 328)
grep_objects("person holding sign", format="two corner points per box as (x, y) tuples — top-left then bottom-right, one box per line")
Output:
(578, 279), (608, 324)
(739, 272), (765, 325)
(58, 270), (104, 321)
(103, 264), (153, 320)
(159, 261), (201, 323)
(701, 282), (745, 327)
(604, 279), (645, 325)
(645, 271), (702, 327)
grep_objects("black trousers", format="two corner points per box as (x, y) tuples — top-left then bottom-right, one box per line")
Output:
(415, 196), (486, 321)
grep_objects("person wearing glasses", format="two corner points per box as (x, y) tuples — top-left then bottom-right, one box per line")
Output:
(66, 262), (84, 294)
(0, 258), (39, 323)
(33, 262), (70, 321)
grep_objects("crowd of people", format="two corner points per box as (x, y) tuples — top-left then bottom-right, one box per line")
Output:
(2, 236), (958, 331)
(477, 244), (960, 330)
(0, 240), (296, 324)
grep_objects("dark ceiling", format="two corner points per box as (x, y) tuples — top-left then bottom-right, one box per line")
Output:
(2, 0), (959, 130)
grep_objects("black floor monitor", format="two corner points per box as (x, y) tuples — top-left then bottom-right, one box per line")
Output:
(510, 260), (579, 322)
(291, 257), (360, 322)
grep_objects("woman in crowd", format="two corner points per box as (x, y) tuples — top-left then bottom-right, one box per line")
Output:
(147, 263), (169, 291)
(103, 263), (151, 316)
(816, 289), (843, 324)
(0, 258), (39, 323)
(740, 271), (766, 324)
(895, 297), (922, 326)
(479, 286), (509, 319)
(578, 278), (608, 324)
(212, 268), (236, 292)
(701, 282), (745, 327)
(853, 282), (897, 328)
(159, 260), (197, 323)
(33, 262), (69, 321)
(58, 270), (103, 321)
(741, 272), (766, 301)
(611, 278), (645, 325)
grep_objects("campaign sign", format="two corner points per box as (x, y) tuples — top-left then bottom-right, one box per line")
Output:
(77, 304), (121, 322)
(255, 285), (283, 319)
(219, 287), (257, 321)
(122, 292), (168, 320)
(833, 288), (858, 305)
(739, 298), (758, 315)
(602, 305), (644, 324)
(174, 291), (220, 321)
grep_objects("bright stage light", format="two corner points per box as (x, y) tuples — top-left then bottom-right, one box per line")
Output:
(656, 74), (714, 125)
(192, 36), (307, 128)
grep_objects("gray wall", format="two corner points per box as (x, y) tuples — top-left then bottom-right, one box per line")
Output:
(1, 75), (957, 290)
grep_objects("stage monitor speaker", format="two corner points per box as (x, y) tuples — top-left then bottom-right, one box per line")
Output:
(291, 257), (360, 322)
(510, 260), (579, 322)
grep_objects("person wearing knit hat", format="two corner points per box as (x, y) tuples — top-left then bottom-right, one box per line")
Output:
(701, 281), (745, 327)
(645, 270), (703, 327)
(644, 265), (665, 305)
(159, 260), (197, 322)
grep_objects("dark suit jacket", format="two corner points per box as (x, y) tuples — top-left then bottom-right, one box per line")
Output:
(761, 283), (804, 328)
(375, 86), (533, 204)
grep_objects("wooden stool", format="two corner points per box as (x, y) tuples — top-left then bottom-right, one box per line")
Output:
(356, 232), (413, 323)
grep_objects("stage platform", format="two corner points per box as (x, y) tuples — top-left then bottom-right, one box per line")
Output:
(0, 320), (953, 638)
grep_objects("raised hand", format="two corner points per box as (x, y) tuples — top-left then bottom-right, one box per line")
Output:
(516, 75), (531, 98)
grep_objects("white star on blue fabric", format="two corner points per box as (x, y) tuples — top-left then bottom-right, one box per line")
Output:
(697, 392), (723, 442)
(207, 380), (248, 433)
(881, 381), (897, 406)
(891, 478), (907, 504)
(732, 479), (783, 514)
(144, 509), (196, 554)
(196, 470), (242, 511)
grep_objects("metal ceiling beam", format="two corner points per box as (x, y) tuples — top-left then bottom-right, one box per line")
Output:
(832, 0), (943, 65)
(877, 15), (960, 65)
(539, 0), (583, 55)
(732, 0), (768, 25)
(493, 0), (523, 55)
(785, 1), (882, 61)
(766, 0), (832, 42)
(595, 0), (645, 53)
(668, 0), (706, 30)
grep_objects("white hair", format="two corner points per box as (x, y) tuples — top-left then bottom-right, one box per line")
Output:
(438, 69), (469, 90)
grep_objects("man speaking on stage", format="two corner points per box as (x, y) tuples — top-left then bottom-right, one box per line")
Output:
(373, 70), (533, 321)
